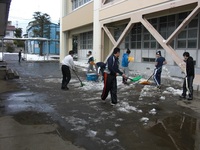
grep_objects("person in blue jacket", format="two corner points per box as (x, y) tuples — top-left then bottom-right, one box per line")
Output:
(121, 49), (131, 84)
(101, 47), (127, 105)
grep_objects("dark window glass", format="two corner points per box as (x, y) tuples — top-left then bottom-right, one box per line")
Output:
(188, 29), (197, 38)
(144, 34), (150, 40)
(178, 30), (187, 39)
(178, 12), (187, 20)
(151, 42), (156, 48)
(188, 40), (197, 48)
(144, 42), (149, 48)
(189, 19), (198, 28)
(177, 40), (186, 48)
(137, 42), (141, 48)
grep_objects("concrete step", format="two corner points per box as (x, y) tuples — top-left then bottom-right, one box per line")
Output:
(0, 61), (7, 79)
(0, 61), (20, 80)
(0, 67), (7, 80)
(6, 68), (15, 79)
(13, 70), (19, 79)
(6, 69), (19, 79)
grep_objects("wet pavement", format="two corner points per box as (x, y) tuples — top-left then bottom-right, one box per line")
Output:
(0, 60), (200, 150)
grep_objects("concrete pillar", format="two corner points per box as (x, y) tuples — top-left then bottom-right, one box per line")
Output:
(60, 32), (68, 62)
(93, 0), (101, 62)
(60, 0), (68, 62)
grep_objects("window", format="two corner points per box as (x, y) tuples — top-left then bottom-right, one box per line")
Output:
(80, 31), (93, 49)
(143, 19), (157, 49)
(177, 12), (198, 49)
(142, 57), (155, 62)
(6, 32), (10, 36)
(124, 12), (198, 51)
(125, 34), (130, 49)
(158, 15), (175, 48)
(72, 0), (91, 10)
(130, 23), (142, 49)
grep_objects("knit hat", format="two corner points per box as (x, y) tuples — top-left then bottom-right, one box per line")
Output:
(156, 51), (161, 56)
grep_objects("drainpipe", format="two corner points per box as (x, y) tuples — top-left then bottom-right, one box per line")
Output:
(1, 39), (4, 61)
(47, 40), (49, 60)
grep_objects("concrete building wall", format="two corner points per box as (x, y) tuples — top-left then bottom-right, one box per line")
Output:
(100, 0), (170, 20)
(61, 0), (200, 87)
(62, 2), (93, 31)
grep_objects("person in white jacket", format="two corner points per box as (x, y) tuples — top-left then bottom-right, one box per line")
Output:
(61, 50), (75, 90)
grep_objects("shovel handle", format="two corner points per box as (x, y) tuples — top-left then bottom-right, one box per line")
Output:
(147, 73), (154, 81)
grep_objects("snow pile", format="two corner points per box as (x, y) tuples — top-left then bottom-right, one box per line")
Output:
(87, 130), (97, 137)
(163, 87), (182, 96)
(140, 117), (149, 123)
(139, 85), (158, 98)
(149, 108), (156, 115)
(117, 102), (142, 113)
(105, 129), (116, 136)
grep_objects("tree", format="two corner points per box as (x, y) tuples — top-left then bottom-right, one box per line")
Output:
(14, 28), (25, 47)
(31, 11), (51, 56)
(14, 28), (22, 38)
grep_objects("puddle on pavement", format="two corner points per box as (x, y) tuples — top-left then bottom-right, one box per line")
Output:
(13, 111), (54, 125)
(146, 113), (200, 150)
(0, 91), (54, 115)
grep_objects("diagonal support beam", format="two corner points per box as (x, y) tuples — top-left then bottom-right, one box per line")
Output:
(102, 25), (117, 46)
(115, 21), (134, 48)
(103, 21), (134, 61)
(166, 6), (200, 44)
(102, 0), (106, 5)
(140, 16), (184, 69)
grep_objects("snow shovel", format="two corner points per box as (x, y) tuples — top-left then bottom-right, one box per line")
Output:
(128, 75), (142, 82)
(140, 72), (154, 85)
(73, 70), (85, 87)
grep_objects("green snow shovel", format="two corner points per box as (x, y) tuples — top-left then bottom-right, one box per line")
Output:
(128, 75), (142, 82)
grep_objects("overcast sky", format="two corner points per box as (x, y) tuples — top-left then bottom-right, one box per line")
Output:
(8, 0), (61, 34)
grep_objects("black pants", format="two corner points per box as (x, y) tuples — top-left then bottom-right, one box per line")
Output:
(61, 65), (71, 89)
(19, 56), (21, 62)
(153, 68), (161, 86)
(101, 73), (117, 104)
(182, 76), (194, 98)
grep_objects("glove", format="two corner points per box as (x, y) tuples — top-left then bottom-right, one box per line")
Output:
(122, 74), (127, 79)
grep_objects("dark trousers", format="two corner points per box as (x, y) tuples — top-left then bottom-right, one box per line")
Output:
(153, 69), (161, 86)
(101, 73), (117, 104)
(182, 76), (194, 98)
(61, 65), (71, 89)
(19, 56), (21, 62)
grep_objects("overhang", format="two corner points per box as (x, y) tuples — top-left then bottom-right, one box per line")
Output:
(0, 0), (12, 38)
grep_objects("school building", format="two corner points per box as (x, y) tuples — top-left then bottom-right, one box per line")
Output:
(60, 0), (200, 88)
